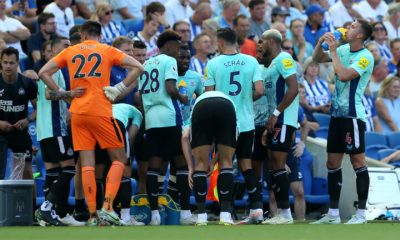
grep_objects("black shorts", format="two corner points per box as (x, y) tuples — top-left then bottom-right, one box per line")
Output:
(146, 126), (182, 160)
(327, 117), (365, 154)
(236, 130), (254, 159)
(0, 130), (32, 162)
(95, 119), (130, 165)
(252, 126), (268, 162)
(191, 97), (237, 149)
(40, 136), (74, 163)
(267, 124), (296, 152)
(133, 124), (148, 162)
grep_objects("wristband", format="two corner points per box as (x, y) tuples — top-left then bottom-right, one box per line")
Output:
(272, 109), (281, 117)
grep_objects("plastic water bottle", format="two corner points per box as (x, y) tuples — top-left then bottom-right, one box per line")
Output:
(178, 80), (187, 96)
(322, 28), (347, 50)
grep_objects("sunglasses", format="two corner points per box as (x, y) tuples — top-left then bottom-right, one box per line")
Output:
(105, 10), (114, 16)
(373, 27), (385, 32)
(282, 46), (293, 50)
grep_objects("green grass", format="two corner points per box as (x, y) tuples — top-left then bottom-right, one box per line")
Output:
(1, 222), (400, 240)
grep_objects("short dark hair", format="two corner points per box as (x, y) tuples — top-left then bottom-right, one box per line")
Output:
(38, 12), (55, 25)
(69, 25), (81, 38)
(70, 32), (81, 45)
(146, 1), (165, 15)
(1, 47), (19, 62)
(173, 20), (190, 31)
(156, 30), (181, 49)
(217, 28), (237, 45)
(80, 20), (101, 36)
(42, 40), (52, 52)
(133, 40), (146, 49)
(358, 19), (373, 42)
(51, 37), (69, 48)
(233, 14), (247, 27)
(180, 43), (190, 52)
(390, 38), (400, 49)
(249, 0), (265, 10)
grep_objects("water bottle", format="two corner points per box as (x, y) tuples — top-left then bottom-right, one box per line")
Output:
(321, 28), (347, 50)
(178, 80), (188, 96)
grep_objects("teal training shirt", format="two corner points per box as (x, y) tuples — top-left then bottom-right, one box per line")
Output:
(177, 70), (204, 127)
(204, 53), (262, 132)
(112, 103), (143, 129)
(254, 64), (269, 127)
(263, 51), (299, 128)
(139, 54), (181, 130)
(36, 70), (68, 141)
(329, 44), (374, 122)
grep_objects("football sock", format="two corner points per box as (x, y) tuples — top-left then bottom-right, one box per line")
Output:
(95, 179), (104, 210)
(271, 169), (290, 209)
(243, 169), (262, 209)
(50, 166), (75, 217)
(147, 168), (160, 210)
(118, 177), (132, 209)
(103, 161), (125, 211)
(75, 198), (86, 212)
(44, 167), (60, 197)
(328, 167), (342, 209)
(355, 166), (369, 209)
(177, 167), (191, 210)
(193, 171), (208, 213)
(82, 166), (97, 215)
(218, 168), (234, 213)
(167, 175), (179, 203)
(158, 175), (165, 193)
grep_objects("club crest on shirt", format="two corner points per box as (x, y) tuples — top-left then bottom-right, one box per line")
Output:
(282, 58), (294, 69)
(18, 87), (25, 95)
(357, 56), (370, 70)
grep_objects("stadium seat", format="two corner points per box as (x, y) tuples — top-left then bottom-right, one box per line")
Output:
(395, 145), (400, 150)
(365, 132), (389, 159)
(313, 113), (331, 127)
(366, 146), (389, 159)
(386, 132), (400, 148)
(315, 126), (329, 139)
(121, 19), (143, 37)
(35, 177), (45, 206)
(74, 17), (86, 26)
(377, 149), (397, 161)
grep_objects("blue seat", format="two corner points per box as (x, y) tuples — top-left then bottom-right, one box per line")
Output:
(366, 145), (389, 159)
(121, 19), (143, 37)
(74, 17), (86, 26)
(313, 113), (331, 127)
(19, 57), (29, 72)
(315, 126), (329, 139)
(386, 132), (400, 148)
(377, 149), (397, 160)
(365, 132), (388, 146)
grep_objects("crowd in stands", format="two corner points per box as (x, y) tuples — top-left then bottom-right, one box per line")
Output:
(2, 0), (400, 226)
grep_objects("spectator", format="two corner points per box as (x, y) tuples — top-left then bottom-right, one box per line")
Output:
(371, 22), (392, 62)
(0, 38), (5, 54)
(353, 0), (388, 22)
(27, 13), (57, 67)
(271, 21), (288, 40)
(276, 0), (307, 27)
(311, 0), (334, 32)
(304, 4), (327, 47)
(132, 40), (147, 65)
(233, 14), (257, 57)
(109, 0), (142, 23)
(165, 0), (194, 27)
(270, 6), (289, 25)
(381, 150), (400, 164)
(186, 2), (212, 41)
(370, 58), (389, 96)
(248, 0), (270, 40)
(146, 1), (170, 30)
(75, 0), (97, 19)
(388, 38), (400, 74)
(4, 0), (38, 32)
(384, 2), (400, 40)
(328, 0), (362, 29)
(90, 2), (126, 46)
(290, 19), (313, 63)
(33, 40), (52, 73)
(302, 57), (332, 114)
(133, 15), (160, 59)
(190, 33), (212, 75)
(43, 0), (74, 38)
(0, 0), (30, 59)
(281, 38), (303, 81)
(202, 18), (219, 56)
(212, 0), (241, 29)
(366, 41), (383, 62)
(376, 75), (400, 133)
(173, 20), (194, 55)
(362, 88), (382, 132)
(298, 83), (320, 137)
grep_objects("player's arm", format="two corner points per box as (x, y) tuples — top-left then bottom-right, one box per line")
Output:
(181, 127), (194, 188)
(312, 34), (331, 63)
(38, 60), (62, 91)
(128, 125), (139, 147)
(372, 116), (382, 132)
(203, 66), (215, 92)
(45, 87), (85, 101)
(166, 80), (189, 104)
(253, 80), (264, 100)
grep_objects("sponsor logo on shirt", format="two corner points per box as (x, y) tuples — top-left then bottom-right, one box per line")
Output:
(357, 56), (370, 70)
(204, 68), (208, 80)
(282, 58), (294, 69)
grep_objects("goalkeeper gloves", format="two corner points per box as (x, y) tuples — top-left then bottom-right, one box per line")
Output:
(103, 82), (128, 102)
(292, 141), (305, 158)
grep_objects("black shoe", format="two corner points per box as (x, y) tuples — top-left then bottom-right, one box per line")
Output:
(37, 209), (66, 226)
(73, 210), (90, 222)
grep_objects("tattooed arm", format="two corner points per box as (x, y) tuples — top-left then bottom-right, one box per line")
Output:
(45, 87), (86, 101)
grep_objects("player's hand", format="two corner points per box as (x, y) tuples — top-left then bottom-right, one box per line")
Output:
(0, 120), (14, 132)
(323, 32), (338, 52)
(179, 94), (189, 105)
(71, 86), (86, 98)
(13, 118), (29, 131)
(261, 129), (268, 146)
(292, 141), (305, 158)
(265, 115), (277, 134)
(188, 168), (194, 190)
(103, 82), (127, 102)
(285, 164), (291, 174)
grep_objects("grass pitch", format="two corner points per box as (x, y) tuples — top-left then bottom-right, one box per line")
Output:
(1, 222), (400, 240)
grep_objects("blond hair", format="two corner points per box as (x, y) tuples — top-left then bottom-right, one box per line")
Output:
(378, 75), (400, 98)
(90, 2), (112, 22)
